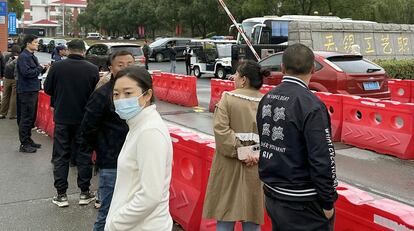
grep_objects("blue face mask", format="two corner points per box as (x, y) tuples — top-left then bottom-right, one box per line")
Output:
(113, 93), (145, 120)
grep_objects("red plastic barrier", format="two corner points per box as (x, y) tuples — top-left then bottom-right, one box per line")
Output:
(36, 91), (52, 132)
(341, 95), (414, 159)
(166, 74), (198, 107)
(44, 110), (55, 138)
(388, 79), (413, 103)
(411, 81), (414, 103)
(263, 76), (281, 86)
(259, 84), (275, 95)
(209, 79), (235, 112)
(196, 141), (273, 231)
(35, 91), (55, 137)
(170, 128), (414, 231)
(152, 72), (171, 101)
(315, 92), (343, 142)
(335, 182), (414, 230)
(168, 128), (214, 231)
(209, 81), (278, 112)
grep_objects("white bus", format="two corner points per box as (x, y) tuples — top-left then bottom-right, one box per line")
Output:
(234, 15), (376, 45)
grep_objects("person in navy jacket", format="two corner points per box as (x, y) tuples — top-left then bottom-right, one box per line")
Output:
(16, 34), (48, 153)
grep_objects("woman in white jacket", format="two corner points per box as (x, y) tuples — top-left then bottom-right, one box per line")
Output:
(105, 66), (173, 231)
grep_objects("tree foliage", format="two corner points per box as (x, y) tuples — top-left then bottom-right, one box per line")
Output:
(78, 0), (414, 39)
(8, 0), (24, 18)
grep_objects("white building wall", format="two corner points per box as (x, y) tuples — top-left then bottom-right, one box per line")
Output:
(31, 6), (48, 22)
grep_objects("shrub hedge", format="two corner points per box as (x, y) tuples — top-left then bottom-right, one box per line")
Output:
(373, 59), (414, 80)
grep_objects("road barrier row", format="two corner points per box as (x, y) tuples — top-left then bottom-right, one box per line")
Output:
(151, 71), (198, 107)
(168, 127), (414, 230)
(33, 92), (414, 229)
(388, 79), (414, 103)
(341, 96), (414, 159)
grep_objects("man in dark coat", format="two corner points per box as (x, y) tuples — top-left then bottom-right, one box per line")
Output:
(16, 34), (49, 153)
(142, 40), (150, 70)
(44, 39), (99, 208)
(81, 50), (134, 231)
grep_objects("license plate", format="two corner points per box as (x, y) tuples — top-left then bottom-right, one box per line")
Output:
(363, 81), (380, 91)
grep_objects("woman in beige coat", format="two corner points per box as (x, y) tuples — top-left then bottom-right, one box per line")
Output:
(203, 60), (270, 231)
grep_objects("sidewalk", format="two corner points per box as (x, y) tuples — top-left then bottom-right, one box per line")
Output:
(0, 119), (98, 231)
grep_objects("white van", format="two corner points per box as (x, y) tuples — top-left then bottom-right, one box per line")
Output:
(86, 32), (101, 39)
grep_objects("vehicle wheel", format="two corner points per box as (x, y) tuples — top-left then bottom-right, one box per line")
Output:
(194, 66), (202, 78)
(155, 53), (164, 62)
(216, 67), (226, 79)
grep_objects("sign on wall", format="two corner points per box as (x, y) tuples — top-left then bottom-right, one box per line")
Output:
(0, 2), (7, 16)
(8, 12), (16, 34)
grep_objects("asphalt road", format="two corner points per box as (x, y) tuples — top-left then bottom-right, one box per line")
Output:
(0, 52), (410, 230)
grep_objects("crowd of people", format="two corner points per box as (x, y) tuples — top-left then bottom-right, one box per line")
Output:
(0, 34), (337, 231)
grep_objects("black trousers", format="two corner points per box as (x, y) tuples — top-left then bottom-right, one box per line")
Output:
(185, 60), (191, 75)
(144, 55), (149, 70)
(53, 123), (93, 195)
(265, 195), (335, 231)
(17, 91), (38, 145)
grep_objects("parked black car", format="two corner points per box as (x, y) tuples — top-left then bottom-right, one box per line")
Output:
(85, 43), (145, 71)
(149, 37), (193, 62)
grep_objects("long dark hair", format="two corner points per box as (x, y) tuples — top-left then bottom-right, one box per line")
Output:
(237, 60), (270, 90)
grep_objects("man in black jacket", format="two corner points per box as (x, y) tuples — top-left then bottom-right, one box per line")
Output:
(142, 40), (150, 70)
(183, 44), (193, 75)
(44, 39), (99, 208)
(257, 43), (338, 231)
(80, 51), (133, 231)
(16, 35), (49, 153)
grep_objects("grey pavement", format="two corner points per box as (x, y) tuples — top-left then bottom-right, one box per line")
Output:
(0, 119), (98, 231)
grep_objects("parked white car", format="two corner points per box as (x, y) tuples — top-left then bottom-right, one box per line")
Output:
(86, 32), (101, 40)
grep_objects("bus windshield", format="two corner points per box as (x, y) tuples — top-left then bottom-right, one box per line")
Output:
(238, 20), (289, 45)
(238, 21), (260, 44)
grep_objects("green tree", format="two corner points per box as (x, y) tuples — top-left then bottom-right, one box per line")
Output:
(8, 0), (24, 18)
(78, 0), (414, 39)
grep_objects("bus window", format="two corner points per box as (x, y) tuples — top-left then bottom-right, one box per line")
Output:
(271, 21), (289, 36)
(260, 30), (270, 44)
(252, 27), (261, 44)
(270, 21), (289, 44)
(239, 21), (259, 44)
(281, 22), (288, 36)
